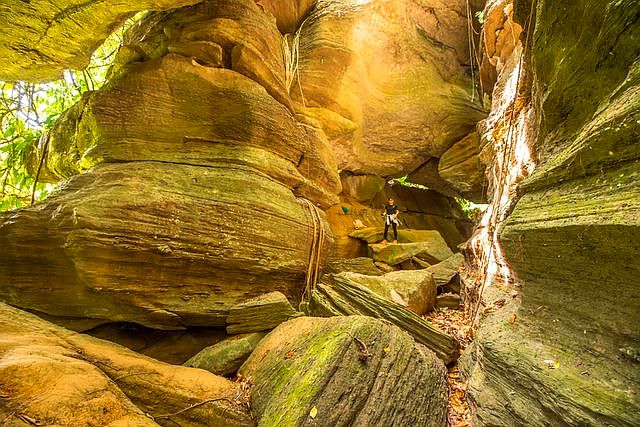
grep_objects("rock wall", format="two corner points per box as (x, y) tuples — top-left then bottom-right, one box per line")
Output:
(1, 1), (340, 329)
(293, 0), (488, 180)
(1, 0), (483, 330)
(463, 1), (640, 425)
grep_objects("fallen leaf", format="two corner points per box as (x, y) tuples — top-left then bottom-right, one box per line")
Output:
(383, 347), (390, 353)
(309, 406), (318, 419)
(284, 350), (295, 359)
(508, 313), (517, 324)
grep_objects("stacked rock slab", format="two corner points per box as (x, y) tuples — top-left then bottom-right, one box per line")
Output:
(239, 316), (448, 427)
(0, 1), (341, 330)
(309, 274), (459, 364)
(463, 0), (640, 425)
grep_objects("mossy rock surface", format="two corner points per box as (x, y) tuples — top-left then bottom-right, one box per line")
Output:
(184, 332), (266, 376)
(239, 315), (448, 427)
(309, 274), (459, 364)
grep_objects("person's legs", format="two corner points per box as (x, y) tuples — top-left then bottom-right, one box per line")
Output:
(392, 223), (398, 242)
(383, 222), (390, 242)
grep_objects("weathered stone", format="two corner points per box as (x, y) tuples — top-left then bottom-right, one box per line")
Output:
(408, 132), (487, 203)
(0, 0), (203, 82)
(340, 173), (387, 202)
(438, 132), (486, 203)
(407, 158), (462, 199)
(325, 257), (383, 276)
(239, 316), (448, 426)
(0, 303), (252, 426)
(350, 227), (450, 245)
(427, 253), (465, 288)
(293, 0), (487, 177)
(461, 287), (639, 427)
(184, 332), (266, 376)
(309, 274), (459, 363)
(465, 1), (640, 425)
(435, 293), (461, 309)
(226, 292), (302, 334)
(369, 239), (454, 266)
(0, 162), (331, 330)
(38, 52), (338, 207)
(86, 323), (227, 365)
(374, 261), (398, 273)
(324, 201), (375, 259)
(256, 0), (317, 34)
(340, 269), (437, 315)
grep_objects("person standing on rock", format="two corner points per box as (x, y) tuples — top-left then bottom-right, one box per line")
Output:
(382, 197), (399, 244)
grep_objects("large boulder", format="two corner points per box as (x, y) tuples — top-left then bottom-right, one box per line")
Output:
(2, 2), (345, 329)
(339, 270), (437, 314)
(185, 332), (267, 376)
(239, 316), (449, 426)
(0, 303), (252, 426)
(0, 161), (331, 329)
(369, 240), (454, 266)
(465, 0), (640, 425)
(309, 274), (459, 363)
(409, 132), (487, 203)
(293, 0), (487, 177)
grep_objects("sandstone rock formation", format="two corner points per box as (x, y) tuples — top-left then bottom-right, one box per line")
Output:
(339, 270), (437, 315)
(0, 303), (252, 426)
(293, 0), (487, 177)
(239, 315), (449, 426)
(1, 1), (341, 330)
(463, 0), (640, 425)
(0, 0), (202, 82)
(309, 274), (459, 363)
(185, 332), (267, 376)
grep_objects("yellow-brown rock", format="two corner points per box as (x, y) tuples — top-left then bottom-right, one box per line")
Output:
(0, 303), (252, 426)
(293, 0), (487, 177)
(0, 161), (332, 329)
(255, 0), (317, 34)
